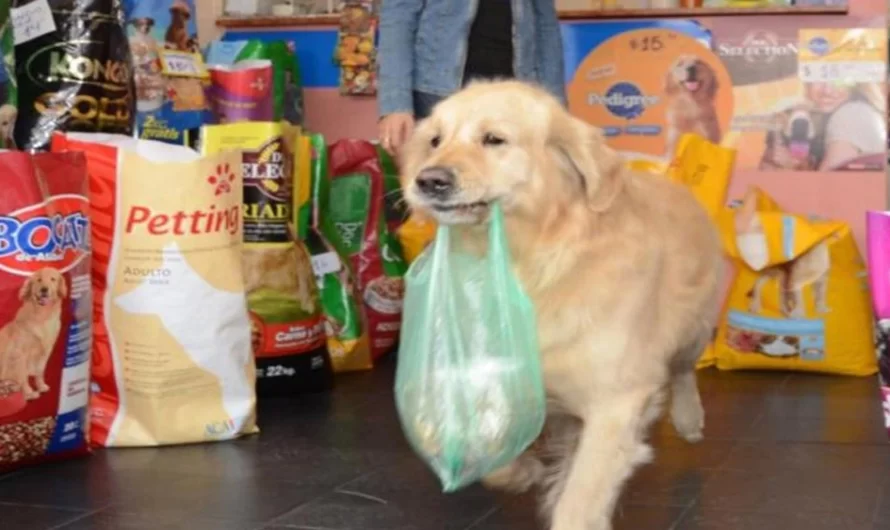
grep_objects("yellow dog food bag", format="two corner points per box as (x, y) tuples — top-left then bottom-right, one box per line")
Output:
(665, 133), (736, 219)
(397, 213), (436, 265)
(714, 188), (876, 376)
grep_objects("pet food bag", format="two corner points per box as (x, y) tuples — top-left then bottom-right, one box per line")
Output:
(51, 133), (258, 447)
(0, 151), (91, 472)
(205, 39), (304, 125)
(125, 0), (207, 147)
(303, 133), (372, 372)
(865, 211), (890, 439)
(202, 122), (334, 395)
(326, 139), (408, 360)
(14, 0), (136, 151)
(0, 0), (16, 149)
(205, 60), (273, 124)
(398, 214), (436, 265)
(665, 133), (736, 219)
(396, 203), (546, 492)
(714, 188), (876, 376)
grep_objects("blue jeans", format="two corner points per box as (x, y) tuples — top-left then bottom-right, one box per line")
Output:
(413, 91), (443, 120)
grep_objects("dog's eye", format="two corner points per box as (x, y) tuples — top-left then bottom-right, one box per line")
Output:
(430, 135), (441, 148)
(482, 133), (506, 147)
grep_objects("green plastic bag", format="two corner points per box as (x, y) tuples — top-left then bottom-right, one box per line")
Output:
(395, 203), (546, 492)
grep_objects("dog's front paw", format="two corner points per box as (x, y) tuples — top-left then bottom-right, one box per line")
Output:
(37, 382), (50, 393)
(671, 399), (705, 444)
(482, 456), (543, 494)
(551, 507), (609, 530)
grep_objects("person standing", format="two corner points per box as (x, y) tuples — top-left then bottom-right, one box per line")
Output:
(377, 0), (566, 153)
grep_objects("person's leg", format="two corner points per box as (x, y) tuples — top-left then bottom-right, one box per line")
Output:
(413, 91), (444, 120)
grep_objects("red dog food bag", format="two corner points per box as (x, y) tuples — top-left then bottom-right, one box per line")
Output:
(52, 132), (257, 447)
(0, 151), (92, 472)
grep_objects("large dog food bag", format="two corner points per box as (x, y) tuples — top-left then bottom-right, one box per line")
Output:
(202, 122), (334, 395)
(326, 139), (408, 360)
(51, 133), (258, 447)
(0, 151), (92, 472)
(865, 211), (890, 439)
(396, 203), (546, 492)
(714, 188), (876, 376)
(14, 0), (135, 151)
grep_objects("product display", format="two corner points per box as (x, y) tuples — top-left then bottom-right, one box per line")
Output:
(396, 203), (546, 492)
(206, 60), (274, 124)
(13, 0), (136, 151)
(714, 188), (876, 376)
(865, 211), (890, 440)
(52, 133), (258, 447)
(0, 150), (91, 472)
(0, 0), (16, 148)
(334, 1), (377, 95)
(664, 133), (736, 219)
(205, 39), (304, 125)
(326, 139), (408, 360)
(125, 0), (207, 147)
(202, 122), (334, 394)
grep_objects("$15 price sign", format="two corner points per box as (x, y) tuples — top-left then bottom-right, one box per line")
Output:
(159, 50), (209, 79)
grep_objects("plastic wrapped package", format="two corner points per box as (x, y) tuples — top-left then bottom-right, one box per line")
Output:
(395, 203), (546, 491)
(865, 211), (890, 439)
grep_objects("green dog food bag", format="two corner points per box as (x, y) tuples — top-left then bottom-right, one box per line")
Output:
(395, 203), (546, 492)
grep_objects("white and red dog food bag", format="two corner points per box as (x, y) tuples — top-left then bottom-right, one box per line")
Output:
(0, 151), (92, 472)
(52, 133), (258, 447)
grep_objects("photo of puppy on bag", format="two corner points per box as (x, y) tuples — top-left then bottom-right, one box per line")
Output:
(664, 55), (722, 158)
(0, 268), (67, 400)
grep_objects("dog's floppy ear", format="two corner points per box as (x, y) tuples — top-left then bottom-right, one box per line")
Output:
(18, 277), (32, 301)
(705, 65), (719, 100)
(58, 276), (68, 299)
(663, 66), (678, 96)
(549, 110), (623, 212)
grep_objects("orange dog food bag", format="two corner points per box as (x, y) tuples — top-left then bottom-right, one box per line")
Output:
(52, 133), (259, 447)
(0, 151), (92, 472)
(714, 188), (876, 376)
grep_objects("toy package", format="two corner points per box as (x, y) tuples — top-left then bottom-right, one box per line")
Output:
(865, 211), (890, 440)
(396, 203), (546, 491)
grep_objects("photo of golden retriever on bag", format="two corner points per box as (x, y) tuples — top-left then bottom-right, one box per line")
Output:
(664, 55), (722, 158)
(0, 268), (67, 400)
(758, 97), (821, 171)
(400, 80), (722, 530)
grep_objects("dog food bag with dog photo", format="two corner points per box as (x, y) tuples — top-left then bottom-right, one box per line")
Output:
(304, 132), (372, 372)
(327, 139), (408, 360)
(665, 133), (736, 220)
(396, 203), (546, 492)
(714, 187), (876, 376)
(14, 0), (136, 151)
(865, 211), (890, 439)
(0, 151), (92, 472)
(51, 133), (258, 447)
(202, 122), (334, 395)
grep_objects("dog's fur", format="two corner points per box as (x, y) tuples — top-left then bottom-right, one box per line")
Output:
(400, 81), (722, 530)
(734, 192), (830, 318)
(0, 268), (67, 399)
(758, 100), (820, 171)
(664, 55), (721, 158)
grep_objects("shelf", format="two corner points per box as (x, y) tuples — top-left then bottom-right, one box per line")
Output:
(217, 5), (849, 29)
(217, 14), (340, 28)
(558, 5), (848, 19)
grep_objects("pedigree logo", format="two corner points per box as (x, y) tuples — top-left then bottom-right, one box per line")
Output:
(0, 195), (90, 277)
(588, 82), (659, 120)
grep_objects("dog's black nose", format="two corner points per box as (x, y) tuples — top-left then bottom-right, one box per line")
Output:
(686, 65), (698, 80)
(40, 287), (49, 295)
(416, 167), (456, 198)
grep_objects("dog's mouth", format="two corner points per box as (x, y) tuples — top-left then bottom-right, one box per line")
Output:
(788, 141), (811, 160)
(431, 200), (491, 214)
(423, 199), (495, 225)
(683, 80), (701, 92)
(36, 293), (50, 305)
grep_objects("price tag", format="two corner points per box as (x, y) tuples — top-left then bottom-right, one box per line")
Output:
(311, 251), (342, 276)
(799, 60), (885, 84)
(158, 50), (208, 79)
(11, 0), (56, 45)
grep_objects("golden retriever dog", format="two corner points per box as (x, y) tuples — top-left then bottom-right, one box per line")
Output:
(664, 55), (721, 158)
(400, 81), (722, 530)
(734, 191), (830, 318)
(758, 98), (820, 171)
(0, 268), (67, 399)
(242, 225), (316, 314)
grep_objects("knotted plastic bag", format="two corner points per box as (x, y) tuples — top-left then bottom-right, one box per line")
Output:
(395, 203), (546, 492)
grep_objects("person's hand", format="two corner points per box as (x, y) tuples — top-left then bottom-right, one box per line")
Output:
(379, 112), (415, 154)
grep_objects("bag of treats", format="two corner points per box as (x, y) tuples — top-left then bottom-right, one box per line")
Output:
(124, 0), (207, 148)
(14, 0), (135, 151)
(396, 202), (546, 492)
(326, 139), (408, 360)
(205, 60), (273, 124)
(302, 133), (372, 372)
(0, 0), (16, 148)
(865, 211), (890, 439)
(714, 188), (875, 376)
(206, 39), (304, 125)
(51, 133), (258, 447)
(203, 122), (334, 394)
(0, 150), (91, 471)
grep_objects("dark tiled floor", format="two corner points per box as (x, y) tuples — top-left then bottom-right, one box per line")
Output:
(1, 361), (888, 530)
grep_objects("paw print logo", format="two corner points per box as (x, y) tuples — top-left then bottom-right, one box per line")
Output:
(208, 163), (236, 196)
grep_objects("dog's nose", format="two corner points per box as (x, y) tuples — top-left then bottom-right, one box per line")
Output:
(415, 167), (456, 199)
(686, 65), (697, 79)
(39, 287), (48, 295)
